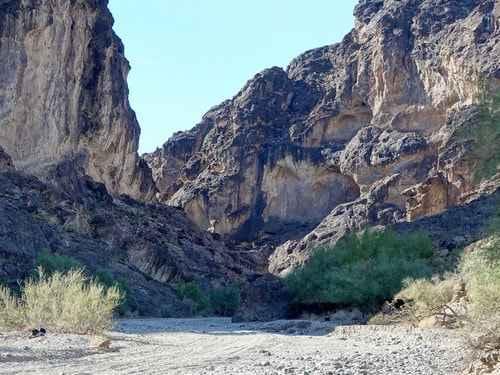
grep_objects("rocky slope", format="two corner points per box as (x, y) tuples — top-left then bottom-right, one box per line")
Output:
(0, 0), (268, 318)
(0, 0), (155, 200)
(0, 146), (260, 316)
(1, 0), (500, 318)
(146, 0), (500, 274)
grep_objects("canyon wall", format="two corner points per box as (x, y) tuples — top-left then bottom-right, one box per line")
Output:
(146, 0), (500, 274)
(1, 0), (499, 292)
(0, 0), (260, 316)
(0, 0), (155, 200)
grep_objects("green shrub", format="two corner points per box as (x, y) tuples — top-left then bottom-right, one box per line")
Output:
(454, 236), (500, 357)
(35, 250), (83, 276)
(34, 252), (135, 316)
(175, 281), (209, 315)
(0, 268), (122, 334)
(396, 274), (463, 324)
(461, 237), (500, 322)
(94, 270), (136, 316)
(209, 285), (241, 317)
(175, 282), (241, 317)
(285, 230), (434, 309)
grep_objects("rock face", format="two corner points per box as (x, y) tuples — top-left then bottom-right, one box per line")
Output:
(0, 0), (155, 200)
(145, 68), (361, 240)
(146, 0), (500, 273)
(0, 145), (13, 171)
(0, 159), (259, 316)
(0, 0), (271, 318)
(1, 0), (500, 317)
(269, 174), (405, 275)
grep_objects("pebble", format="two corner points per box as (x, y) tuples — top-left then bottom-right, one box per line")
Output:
(0, 319), (469, 374)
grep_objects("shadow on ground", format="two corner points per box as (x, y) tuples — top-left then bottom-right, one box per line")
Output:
(113, 317), (348, 337)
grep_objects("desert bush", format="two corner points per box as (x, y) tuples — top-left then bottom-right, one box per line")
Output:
(395, 234), (500, 355)
(0, 269), (122, 334)
(175, 281), (209, 315)
(34, 252), (133, 316)
(209, 285), (241, 316)
(461, 237), (500, 352)
(35, 250), (83, 276)
(461, 238), (500, 316)
(175, 281), (241, 316)
(285, 230), (434, 309)
(94, 270), (136, 316)
(395, 274), (463, 326)
(0, 286), (23, 329)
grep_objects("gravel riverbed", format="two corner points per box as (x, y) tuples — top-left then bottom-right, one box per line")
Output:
(0, 318), (469, 374)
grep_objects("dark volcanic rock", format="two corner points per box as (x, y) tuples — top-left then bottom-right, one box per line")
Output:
(0, 145), (13, 171)
(232, 274), (291, 322)
(145, 0), (500, 274)
(0, 168), (260, 316)
(145, 67), (360, 240)
(393, 187), (500, 252)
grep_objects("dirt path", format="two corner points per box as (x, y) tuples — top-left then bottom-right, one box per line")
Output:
(0, 318), (468, 375)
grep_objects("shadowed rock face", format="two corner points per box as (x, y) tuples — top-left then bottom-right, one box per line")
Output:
(146, 0), (500, 272)
(0, 145), (13, 171)
(144, 67), (354, 240)
(0, 0), (155, 200)
(145, 67), (363, 239)
(1, 0), (500, 315)
(0, 154), (261, 316)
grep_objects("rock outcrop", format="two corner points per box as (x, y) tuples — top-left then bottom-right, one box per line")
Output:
(145, 68), (361, 240)
(269, 174), (405, 275)
(1, 0), (500, 317)
(0, 0), (155, 200)
(0, 161), (260, 315)
(0, 0), (270, 318)
(146, 0), (500, 274)
(0, 145), (13, 171)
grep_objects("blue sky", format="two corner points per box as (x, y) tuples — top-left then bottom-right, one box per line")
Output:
(109, 1), (358, 153)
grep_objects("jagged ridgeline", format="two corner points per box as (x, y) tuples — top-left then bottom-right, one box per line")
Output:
(0, 0), (156, 200)
(144, 0), (500, 274)
(0, 0), (499, 319)
(0, 0), (261, 317)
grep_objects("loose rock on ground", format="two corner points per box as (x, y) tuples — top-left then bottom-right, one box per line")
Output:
(0, 318), (468, 375)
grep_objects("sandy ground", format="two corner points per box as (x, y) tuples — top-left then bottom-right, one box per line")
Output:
(0, 318), (469, 375)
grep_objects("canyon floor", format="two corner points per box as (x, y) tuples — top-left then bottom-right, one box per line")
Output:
(0, 318), (470, 375)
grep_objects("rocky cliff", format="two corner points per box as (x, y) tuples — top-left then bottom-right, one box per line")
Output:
(1, 0), (500, 318)
(146, 0), (500, 274)
(0, 0), (268, 318)
(0, 0), (155, 200)
(0, 148), (260, 316)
